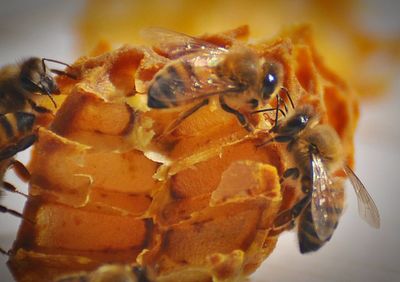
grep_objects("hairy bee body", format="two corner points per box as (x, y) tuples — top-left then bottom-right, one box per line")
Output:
(0, 57), (73, 255)
(148, 60), (206, 109)
(0, 112), (36, 161)
(0, 64), (28, 114)
(0, 57), (61, 114)
(145, 28), (281, 132)
(148, 46), (265, 109)
(297, 176), (345, 253)
(290, 124), (345, 176)
(0, 56), (72, 162)
(270, 105), (380, 253)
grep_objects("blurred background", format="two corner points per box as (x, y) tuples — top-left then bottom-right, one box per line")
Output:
(0, 0), (399, 281)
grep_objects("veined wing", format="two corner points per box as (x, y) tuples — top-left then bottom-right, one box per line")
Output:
(344, 165), (381, 228)
(147, 55), (244, 108)
(311, 152), (341, 241)
(141, 27), (227, 59)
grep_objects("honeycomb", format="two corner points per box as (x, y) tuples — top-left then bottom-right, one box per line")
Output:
(7, 25), (358, 282)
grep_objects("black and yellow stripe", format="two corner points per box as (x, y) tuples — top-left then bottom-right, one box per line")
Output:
(0, 112), (36, 161)
(0, 112), (35, 146)
(148, 62), (196, 109)
(298, 198), (344, 253)
(298, 203), (328, 253)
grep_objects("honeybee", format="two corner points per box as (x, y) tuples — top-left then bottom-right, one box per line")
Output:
(0, 57), (74, 160)
(0, 58), (74, 255)
(267, 105), (380, 253)
(0, 57), (74, 113)
(143, 28), (282, 134)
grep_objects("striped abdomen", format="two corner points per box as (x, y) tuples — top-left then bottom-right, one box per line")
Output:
(298, 179), (345, 253)
(0, 112), (36, 161)
(298, 203), (330, 253)
(147, 62), (200, 109)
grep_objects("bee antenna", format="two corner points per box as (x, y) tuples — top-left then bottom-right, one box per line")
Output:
(280, 87), (295, 109)
(50, 69), (78, 80)
(0, 247), (10, 256)
(46, 92), (57, 109)
(42, 58), (77, 80)
(40, 82), (57, 109)
(251, 107), (286, 117)
(42, 58), (72, 69)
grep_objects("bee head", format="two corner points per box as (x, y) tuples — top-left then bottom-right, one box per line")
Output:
(277, 105), (316, 136)
(20, 57), (60, 96)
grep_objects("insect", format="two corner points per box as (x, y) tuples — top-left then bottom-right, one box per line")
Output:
(0, 156), (31, 256)
(0, 57), (75, 161)
(0, 57), (74, 255)
(0, 57), (75, 114)
(144, 28), (283, 135)
(265, 104), (380, 253)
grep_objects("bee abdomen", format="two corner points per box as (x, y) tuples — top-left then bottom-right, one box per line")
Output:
(148, 65), (188, 109)
(298, 204), (332, 253)
(0, 114), (14, 140)
(0, 112), (35, 147)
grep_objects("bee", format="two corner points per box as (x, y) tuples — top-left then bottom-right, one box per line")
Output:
(266, 105), (380, 253)
(0, 113), (39, 257)
(0, 57), (75, 114)
(143, 28), (283, 134)
(0, 57), (75, 160)
(0, 155), (31, 256)
(0, 58), (74, 255)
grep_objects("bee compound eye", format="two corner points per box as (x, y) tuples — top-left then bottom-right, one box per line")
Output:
(262, 65), (278, 100)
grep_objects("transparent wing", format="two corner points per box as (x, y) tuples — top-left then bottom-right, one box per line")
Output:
(344, 165), (381, 228)
(148, 54), (243, 106)
(311, 153), (341, 241)
(141, 27), (227, 59)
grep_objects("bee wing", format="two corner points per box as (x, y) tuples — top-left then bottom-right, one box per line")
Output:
(310, 152), (341, 241)
(344, 165), (381, 228)
(148, 54), (245, 106)
(141, 27), (227, 59)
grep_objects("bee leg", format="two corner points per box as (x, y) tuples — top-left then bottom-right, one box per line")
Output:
(282, 167), (300, 181)
(27, 98), (52, 114)
(2, 182), (28, 198)
(219, 95), (253, 131)
(159, 99), (209, 139)
(0, 204), (33, 224)
(0, 134), (37, 161)
(9, 160), (30, 182)
(272, 193), (311, 232)
(0, 205), (24, 219)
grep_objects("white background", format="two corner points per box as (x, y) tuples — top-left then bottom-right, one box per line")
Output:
(0, 1), (399, 281)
